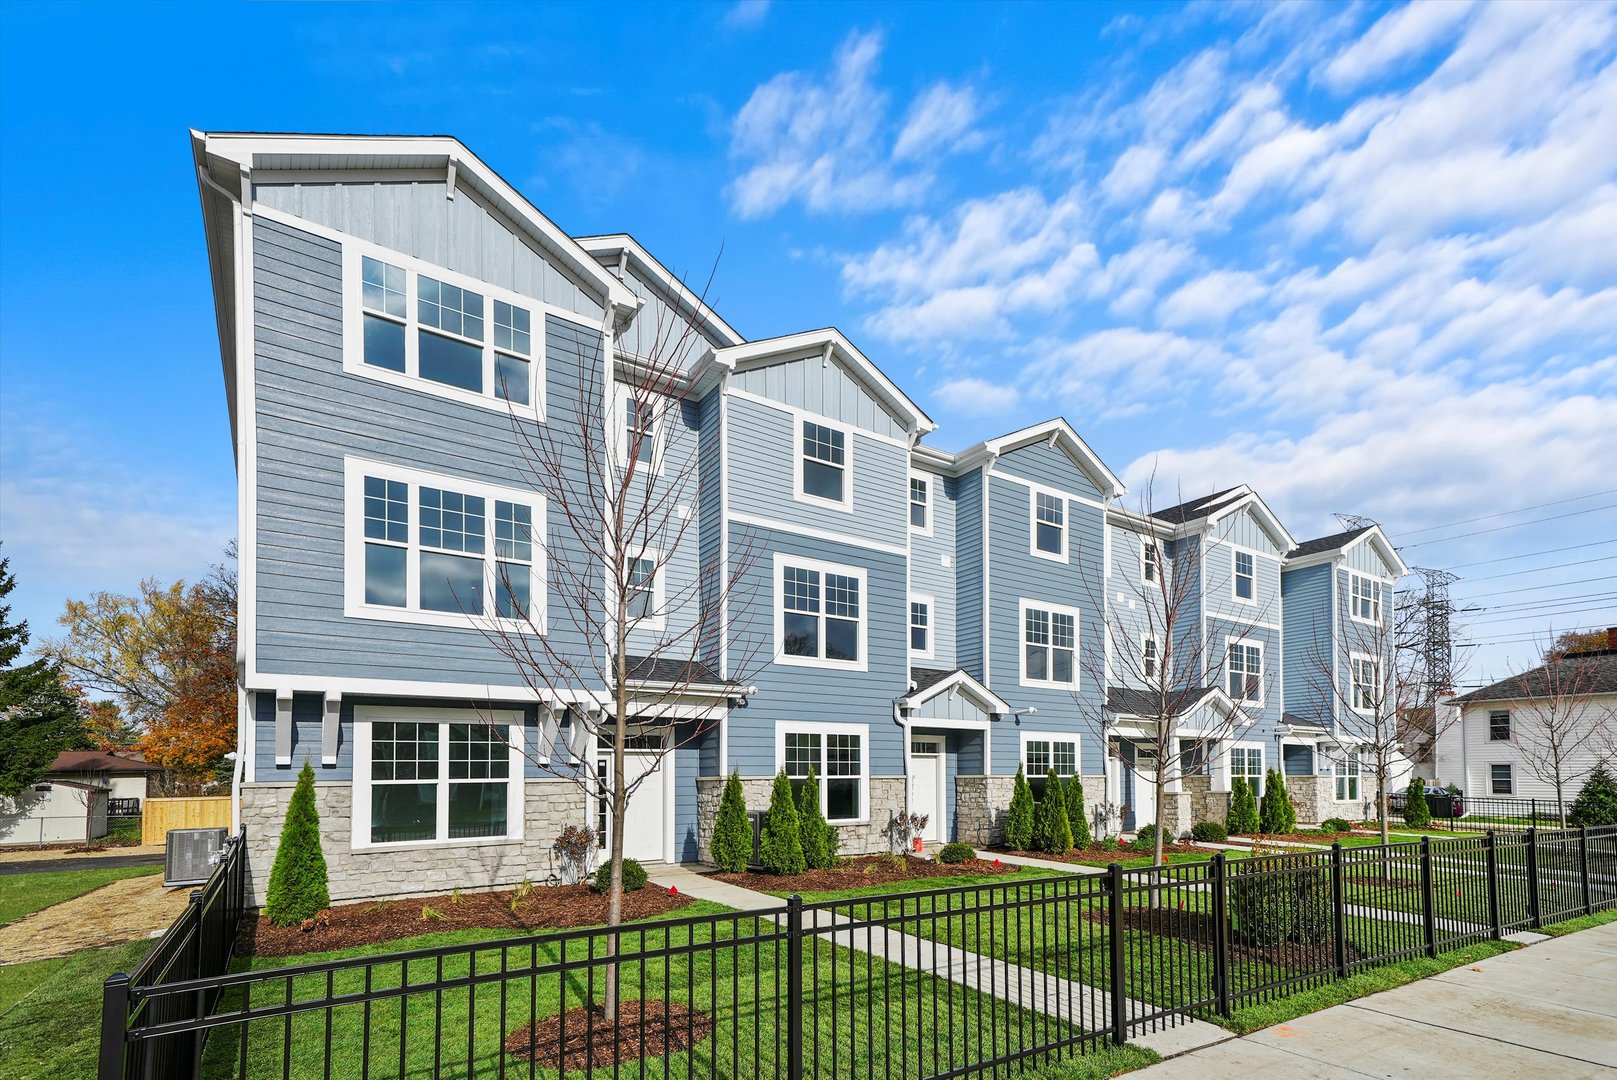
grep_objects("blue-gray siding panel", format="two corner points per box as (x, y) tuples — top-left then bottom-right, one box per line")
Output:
(909, 469), (957, 669)
(697, 390), (724, 671)
(731, 358), (906, 440)
(1207, 616), (1281, 738)
(1282, 563), (1336, 727)
(955, 469), (985, 681)
(619, 389), (705, 658)
(993, 442), (1105, 503)
(1202, 536), (1282, 626)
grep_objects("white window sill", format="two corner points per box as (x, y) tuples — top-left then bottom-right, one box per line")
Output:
(775, 653), (869, 673)
(344, 602), (546, 634)
(351, 834), (524, 854)
(793, 491), (854, 514)
(1030, 547), (1068, 564)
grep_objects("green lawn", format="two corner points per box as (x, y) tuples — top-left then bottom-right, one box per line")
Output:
(774, 868), (1069, 904)
(0, 939), (155, 1080)
(0, 864), (163, 925)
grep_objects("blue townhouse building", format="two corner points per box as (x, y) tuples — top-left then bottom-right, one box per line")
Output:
(192, 132), (1408, 903)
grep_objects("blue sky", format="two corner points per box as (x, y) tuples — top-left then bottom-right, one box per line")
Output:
(1, 0), (1614, 685)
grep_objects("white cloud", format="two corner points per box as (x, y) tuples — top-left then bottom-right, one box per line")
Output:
(1156, 269), (1268, 329)
(933, 376), (1020, 416)
(893, 82), (983, 161)
(1322, 0), (1476, 91)
(721, 0), (770, 31)
(1101, 144), (1166, 203)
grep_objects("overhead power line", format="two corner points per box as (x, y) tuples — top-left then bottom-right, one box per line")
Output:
(1439, 540), (1617, 571)
(1400, 503), (1617, 550)
(1454, 574), (1617, 600)
(1457, 555), (1617, 583)
(1394, 488), (1617, 538)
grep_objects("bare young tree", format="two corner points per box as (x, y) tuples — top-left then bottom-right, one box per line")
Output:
(1079, 477), (1282, 869)
(1501, 634), (1614, 826)
(473, 261), (764, 1021)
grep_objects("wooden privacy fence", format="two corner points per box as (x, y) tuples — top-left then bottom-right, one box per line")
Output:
(140, 797), (232, 845)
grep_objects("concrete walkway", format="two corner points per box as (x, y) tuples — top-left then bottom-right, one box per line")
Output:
(1134, 920), (1617, 1078)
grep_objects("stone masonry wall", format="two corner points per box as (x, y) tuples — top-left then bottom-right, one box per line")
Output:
(1285, 775), (1377, 825)
(954, 775), (1109, 847)
(693, 776), (907, 863)
(1182, 776), (1231, 827)
(240, 779), (590, 907)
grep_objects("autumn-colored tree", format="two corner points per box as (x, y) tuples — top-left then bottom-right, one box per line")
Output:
(1548, 628), (1611, 659)
(46, 544), (237, 791)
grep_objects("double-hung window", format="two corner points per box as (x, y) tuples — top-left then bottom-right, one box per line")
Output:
(1024, 737), (1078, 798)
(800, 421), (849, 506)
(1489, 710), (1511, 741)
(624, 394), (656, 469)
(1349, 573), (1381, 623)
(1228, 640), (1263, 703)
(1334, 750), (1361, 802)
(1021, 600), (1078, 687)
(1234, 550), (1255, 601)
(349, 247), (543, 412)
(1490, 763), (1513, 795)
(1143, 541), (1160, 584)
(909, 476), (929, 531)
(781, 723), (867, 822)
(358, 711), (521, 847)
(1032, 490), (1066, 559)
(626, 556), (658, 621)
(909, 597), (932, 657)
(777, 555), (866, 669)
(1350, 655), (1379, 713)
(1143, 635), (1160, 680)
(347, 459), (544, 629)
(1231, 745), (1264, 797)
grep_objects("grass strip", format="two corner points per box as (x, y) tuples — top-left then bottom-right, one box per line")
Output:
(0, 864), (163, 925)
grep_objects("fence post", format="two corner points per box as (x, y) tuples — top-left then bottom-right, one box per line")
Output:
(1580, 826), (1593, 916)
(1526, 827), (1542, 929)
(1108, 863), (1127, 1045)
(786, 895), (804, 1080)
(98, 972), (131, 1080)
(1419, 836), (1438, 957)
(1331, 842), (1348, 977)
(1485, 831), (1502, 939)
(1211, 853), (1230, 1017)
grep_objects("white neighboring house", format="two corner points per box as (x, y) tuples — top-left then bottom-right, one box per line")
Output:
(1437, 631), (1617, 806)
(0, 751), (163, 847)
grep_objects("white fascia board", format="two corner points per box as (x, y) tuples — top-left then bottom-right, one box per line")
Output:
(956, 418), (1125, 500)
(574, 234), (746, 348)
(712, 329), (936, 435)
(1206, 490), (1297, 554)
(901, 669), (1012, 716)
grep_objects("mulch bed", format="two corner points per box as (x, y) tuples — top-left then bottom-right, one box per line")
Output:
(1090, 906), (1363, 969)
(505, 1000), (714, 1069)
(997, 844), (1215, 865)
(241, 883), (694, 957)
(712, 854), (1018, 892)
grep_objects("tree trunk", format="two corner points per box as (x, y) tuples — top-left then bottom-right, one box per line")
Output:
(1378, 759), (1390, 845)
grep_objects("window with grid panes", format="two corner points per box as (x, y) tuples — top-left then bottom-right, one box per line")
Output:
(801, 421), (847, 503)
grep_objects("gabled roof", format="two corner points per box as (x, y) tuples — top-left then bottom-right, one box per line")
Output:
(47, 751), (163, 774)
(698, 328), (937, 435)
(574, 233), (746, 351)
(1106, 685), (1230, 719)
(1152, 487), (1246, 525)
(1285, 523), (1410, 578)
(902, 667), (1011, 716)
(951, 418), (1126, 500)
(1452, 649), (1617, 705)
(1150, 484), (1297, 552)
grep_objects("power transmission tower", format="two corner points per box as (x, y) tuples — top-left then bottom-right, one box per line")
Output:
(1334, 513), (1378, 532)
(1398, 567), (1460, 703)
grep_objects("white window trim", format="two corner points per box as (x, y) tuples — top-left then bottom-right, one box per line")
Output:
(777, 720), (869, 825)
(909, 592), (935, 659)
(1226, 635), (1265, 705)
(909, 472), (934, 536)
(351, 706), (526, 852)
(340, 239), (548, 419)
(1348, 572), (1382, 625)
(1348, 651), (1379, 715)
(1028, 485), (1069, 564)
(617, 546), (667, 633)
(1488, 709), (1512, 742)
(792, 417), (855, 513)
(1018, 598), (1082, 689)
(1232, 548), (1256, 604)
(773, 552), (869, 672)
(343, 456), (548, 632)
(1142, 539), (1161, 585)
(1228, 741), (1266, 797)
(1020, 731), (1081, 778)
(1142, 633), (1162, 681)
(1334, 750), (1361, 802)
(1489, 762), (1514, 795)
(613, 382), (667, 477)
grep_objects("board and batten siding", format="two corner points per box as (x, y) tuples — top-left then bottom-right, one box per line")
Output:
(993, 441), (1105, 504)
(730, 357), (907, 440)
(251, 216), (602, 686)
(609, 261), (732, 371)
(909, 471), (958, 669)
(254, 180), (603, 323)
(1281, 562), (1337, 728)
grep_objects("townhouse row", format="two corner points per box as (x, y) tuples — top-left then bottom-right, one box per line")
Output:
(192, 132), (1407, 903)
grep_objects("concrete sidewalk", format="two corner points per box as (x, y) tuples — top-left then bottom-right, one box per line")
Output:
(1134, 920), (1617, 1078)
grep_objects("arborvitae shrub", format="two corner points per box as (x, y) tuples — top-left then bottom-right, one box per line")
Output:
(797, 766), (839, 869)
(264, 761), (330, 927)
(1064, 774), (1092, 848)
(759, 769), (805, 875)
(1570, 764), (1617, 827)
(1403, 775), (1432, 828)
(1227, 777), (1259, 834)
(710, 771), (752, 873)
(594, 857), (648, 893)
(1260, 770), (1296, 834)
(1032, 769), (1074, 854)
(1004, 765), (1035, 851)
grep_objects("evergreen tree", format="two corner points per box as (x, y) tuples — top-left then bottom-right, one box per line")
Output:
(1403, 775), (1431, 828)
(797, 766), (839, 869)
(264, 761), (330, 926)
(710, 771), (752, 872)
(759, 769), (805, 875)
(1064, 773), (1092, 848)
(1227, 776), (1259, 834)
(0, 553), (86, 799)
(1569, 764), (1617, 828)
(1259, 770), (1295, 834)
(1032, 769), (1074, 854)
(1004, 764), (1035, 850)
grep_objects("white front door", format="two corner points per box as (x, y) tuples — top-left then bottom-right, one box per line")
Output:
(598, 752), (666, 862)
(1131, 745), (1158, 830)
(909, 738), (946, 844)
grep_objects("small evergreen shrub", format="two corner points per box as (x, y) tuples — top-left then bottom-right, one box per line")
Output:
(1004, 765), (1035, 851)
(938, 841), (975, 864)
(594, 857), (647, 893)
(1098, 836), (1119, 852)
(759, 769), (806, 875)
(1403, 776), (1432, 828)
(1570, 764), (1617, 827)
(796, 767), (840, 869)
(710, 772), (753, 873)
(1229, 856), (1332, 946)
(1191, 820), (1228, 843)
(1320, 817), (1353, 834)
(1227, 776), (1259, 834)
(1131, 823), (1160, 853)
(264, 761), (330, 927)
(1064, 774), (1092, 848)
(1260, 770), (1297, 834)
(1032, 769), (1075, 854)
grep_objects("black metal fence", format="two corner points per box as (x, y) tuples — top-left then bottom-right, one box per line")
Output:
(100, 825), (1617, 1080)
(1383, 791), (1570, 828)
